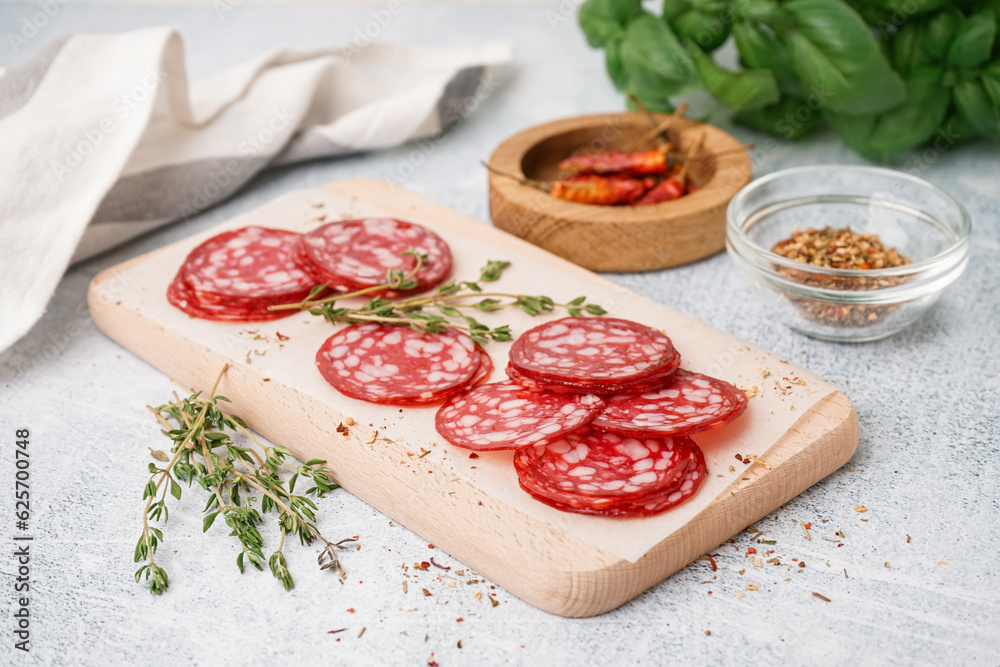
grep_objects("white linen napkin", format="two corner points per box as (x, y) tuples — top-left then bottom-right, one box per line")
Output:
(0, 28), (512, 354)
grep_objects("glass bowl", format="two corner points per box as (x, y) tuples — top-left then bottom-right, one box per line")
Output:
(726, 166), (971, 342)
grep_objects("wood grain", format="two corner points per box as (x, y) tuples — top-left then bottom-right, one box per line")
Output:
(487, 113), (753, 272)
(88, 178), (857, 618)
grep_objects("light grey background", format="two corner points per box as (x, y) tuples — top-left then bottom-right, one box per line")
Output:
(1, 2), (998, 665)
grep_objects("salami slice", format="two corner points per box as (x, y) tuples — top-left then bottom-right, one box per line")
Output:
(465, 345), (494, 389)
(509, 317), (679, 383)
(167, 226), (316, 321)
(292, 241), (366, 294)
(182, 227), (315, 300)
(167, 272), (295, 322)
(434, 383), (604, 451)
(515, 434), (706, 517)
(299, 218), (452, 295)
(513, 428), (695, 499)
(592, 370), (749, 437)
(505, 360), (678, 395)
(619, 450), (705, 516)
(316, 324), (479, 406)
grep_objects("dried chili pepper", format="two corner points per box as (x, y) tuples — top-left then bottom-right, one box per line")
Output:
(634, 177), (685, 205)
(558, 149), (668, 176)
(549, 175), (653, 205)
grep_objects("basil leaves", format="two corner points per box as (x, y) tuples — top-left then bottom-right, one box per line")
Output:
(579, 0), (1000, 159)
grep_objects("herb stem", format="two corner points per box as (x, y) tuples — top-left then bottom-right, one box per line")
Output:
(138, 365), (230, 578)
(143, 365), (228, 517)
(268, 253), (426, 312)
(340, 312), (472, 332)
(234, 471), (322, 542)
(136, 364), (343, 594)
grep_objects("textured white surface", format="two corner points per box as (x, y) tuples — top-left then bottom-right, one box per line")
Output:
(1, 2), (999, 665)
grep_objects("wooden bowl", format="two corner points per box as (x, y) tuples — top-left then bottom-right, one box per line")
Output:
(487, 112), (753, 272)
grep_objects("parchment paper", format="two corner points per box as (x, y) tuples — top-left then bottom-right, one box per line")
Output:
(96, 187), (838, 563)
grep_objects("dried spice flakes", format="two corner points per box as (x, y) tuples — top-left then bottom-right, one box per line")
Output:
(770, 226), (912, 328)
(771, 226), (910, 270)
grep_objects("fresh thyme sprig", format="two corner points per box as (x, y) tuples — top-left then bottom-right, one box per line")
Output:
(270, 256), (607, 345)
(135, 365), (352, 594)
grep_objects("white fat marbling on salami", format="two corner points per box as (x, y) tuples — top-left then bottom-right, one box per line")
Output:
(315, 323), (478, 405)
(465, 344), (494, 389)
(514, 435), (706, 517)
(592, 369), (748, 437)
(514, 428), (692, 498)
(434, 382), (603, 451)
(509, 317), (678, 382)
(167, 272), (298, 322)
(182, 227), (313, 298)
(300, 218), (452, 292)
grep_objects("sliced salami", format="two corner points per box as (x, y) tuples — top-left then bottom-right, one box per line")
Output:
(515, 435), (706, 517)
(592, 369), (749, 437)
(167, 226), (316, 321)
(182, 227), (314, 300)
(316, 323), (479, 406)
(434, 383), (604, 451)
(513, 428), (694, 499)
(465, 345), (494, 389)
(505, 360), (678, 395)
(509, 317), (679, 383)
(298, 218), (452, 295)
(167, 272), (295, 322)
(619, 450), (705, 516)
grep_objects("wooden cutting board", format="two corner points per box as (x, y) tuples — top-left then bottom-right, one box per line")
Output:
(88, 179), (858, 618)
